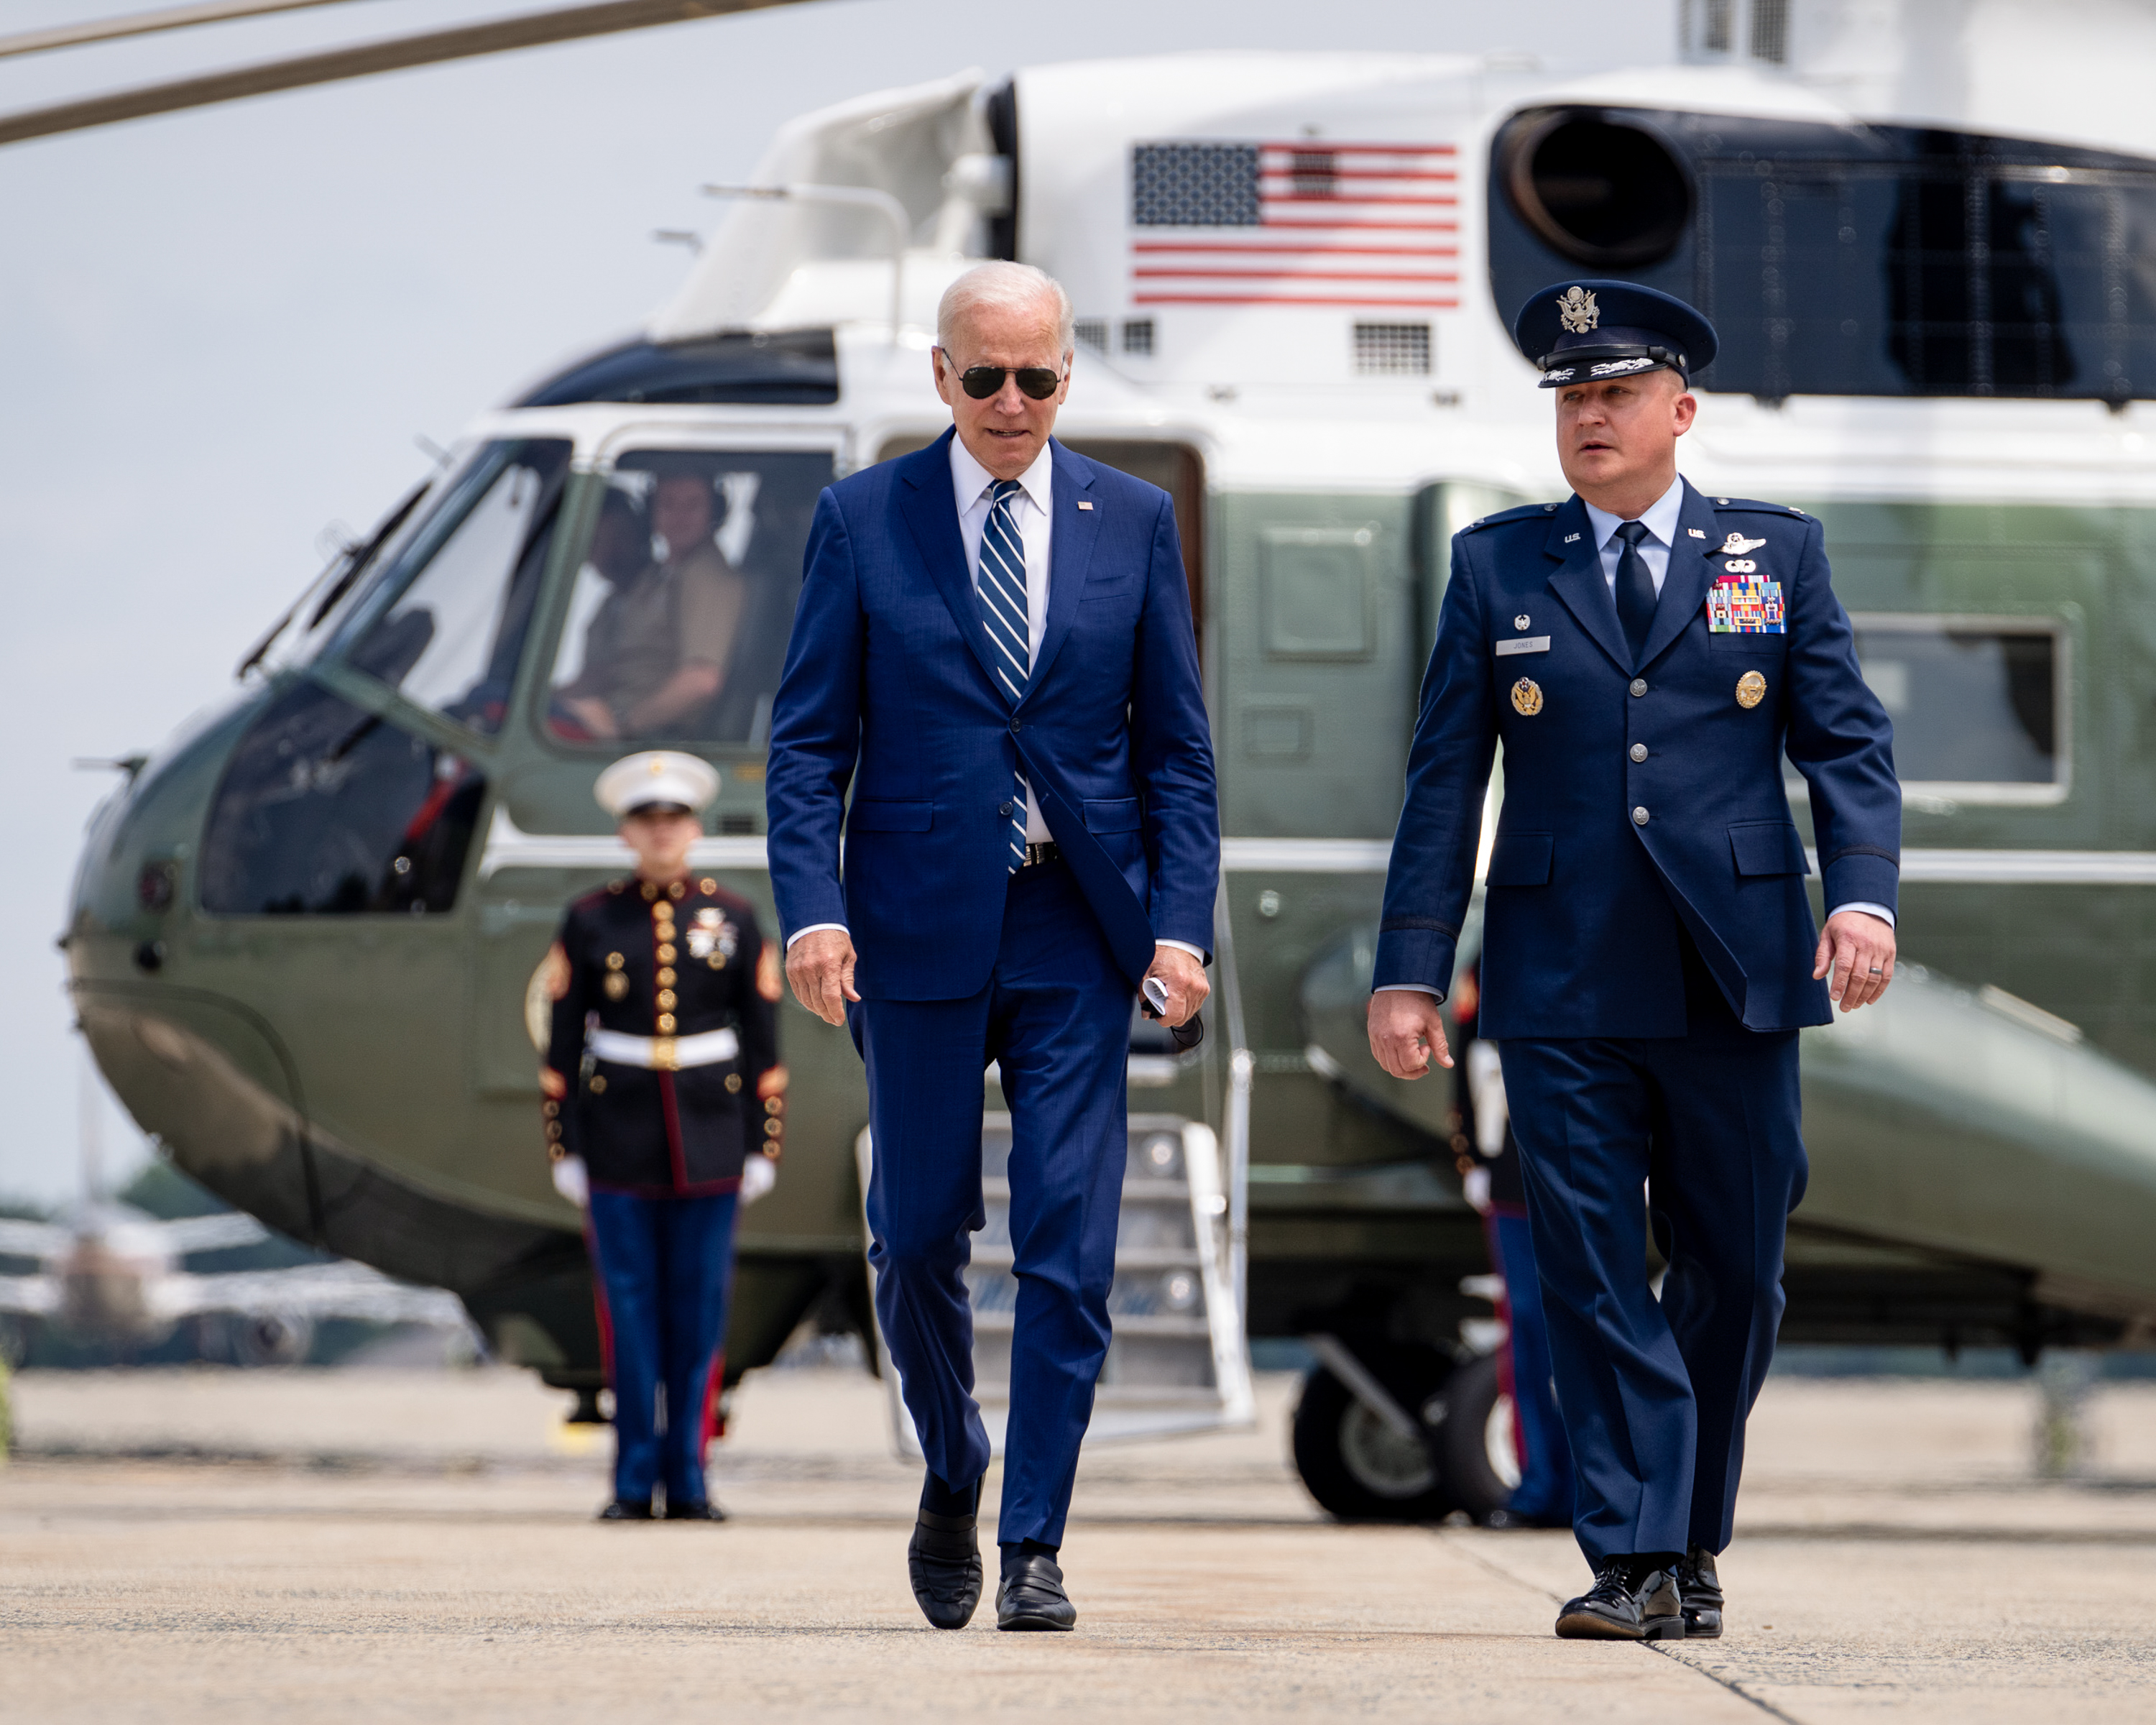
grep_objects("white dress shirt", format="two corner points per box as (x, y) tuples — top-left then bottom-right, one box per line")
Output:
(1375, 474), (1890, 995)
(788, 434), (1203, 965)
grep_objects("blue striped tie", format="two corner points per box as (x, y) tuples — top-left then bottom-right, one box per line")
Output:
(978, 479), (1031, 873)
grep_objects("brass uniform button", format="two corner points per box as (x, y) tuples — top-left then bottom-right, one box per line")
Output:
(589, 1075), (607, 1093)
(549, 1144), (566, 1162)
(763, 1118), (783, 1138)
(764, 1096), (783, 1115)
(640, 881), (658, 902)
(1736, 670), (1767, 709)
(603, 972), (629, 1000)
(542, 1100), (558, 1118)
(656, 990), (677, 1010)
(724, 1073), (742, 1092)
(656, 1013), (676, 1033)
(699, 878), (717, 895)
(708, 956), (723, 970)
(605, 952), (625, 970)
(545, 1122), (562, 1141)
(657, 944), (676, 963)
(668, 881), (685, 901)
(657, 968), (676, 986)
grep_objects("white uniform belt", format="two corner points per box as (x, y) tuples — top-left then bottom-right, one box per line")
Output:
(586, 1026), (738, 1072)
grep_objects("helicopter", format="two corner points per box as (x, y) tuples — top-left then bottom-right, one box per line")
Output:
(48, 0), (2156, 1522)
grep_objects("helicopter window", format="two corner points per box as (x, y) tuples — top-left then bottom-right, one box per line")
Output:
(1489, 109), (2156, 403)
(332, 439), (571, 735)
(544, 448), (834, 748)
(1849, 615), (2067, 801)
(198, 678), (487, 916)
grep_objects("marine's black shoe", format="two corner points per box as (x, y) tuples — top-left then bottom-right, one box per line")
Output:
(1675, 1545), (1724, 1639)
(597, 1499), (653, 1522)
(664, 1499), (728, 1522)
(1554, 1560), (1685, 1641)
(908, 1506), (984, 1630)
(995, 1552), (1077, 1632)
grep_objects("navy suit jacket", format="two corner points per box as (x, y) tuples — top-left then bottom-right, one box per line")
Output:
(1374, 481), (1899, 1036)
(765, 431), (1219, 1000)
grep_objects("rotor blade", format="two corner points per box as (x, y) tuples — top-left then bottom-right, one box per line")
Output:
(0, 0), (808, 149)
(0, 1), (385, 65)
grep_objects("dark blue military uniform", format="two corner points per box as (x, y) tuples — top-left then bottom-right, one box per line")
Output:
(543, 871), (782, 1514)
(1376, 285), (1899, 1575)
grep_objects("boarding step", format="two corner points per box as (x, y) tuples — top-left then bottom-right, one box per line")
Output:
(856, 1114), (1253, 1452)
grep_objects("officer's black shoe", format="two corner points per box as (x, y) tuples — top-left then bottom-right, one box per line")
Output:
(664, 1499), (728, 1522)
(1554, 1560), (1685, 1641)
(597, 1499), (653, 1522)
(908, 1507), (983, 1630)
(1675, 1545), (1724, 1639)
(995, 1552), (1077, 1632)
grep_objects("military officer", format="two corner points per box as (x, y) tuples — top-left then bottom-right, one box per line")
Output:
(541, 750), (784, 1522)
(1368, 281), (1899, 1640)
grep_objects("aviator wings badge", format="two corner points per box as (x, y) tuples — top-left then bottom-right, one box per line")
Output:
(1557, 286), (1600, 334)
(1721, 533), (1767, 556)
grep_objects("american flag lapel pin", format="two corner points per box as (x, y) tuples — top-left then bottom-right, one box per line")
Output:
(1077, 500), (1095, 510)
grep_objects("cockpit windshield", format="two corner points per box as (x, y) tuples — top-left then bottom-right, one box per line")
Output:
(544, 448), (832, 748)
(331, 439), (571, 734)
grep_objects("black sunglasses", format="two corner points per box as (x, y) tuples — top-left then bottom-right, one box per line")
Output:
(953, 363), (1064, 400)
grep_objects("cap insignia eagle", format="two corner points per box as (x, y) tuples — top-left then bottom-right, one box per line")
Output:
(1557, 286), (1600, 334)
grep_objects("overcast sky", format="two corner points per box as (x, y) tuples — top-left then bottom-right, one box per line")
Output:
(0, 0), (1667, 1207)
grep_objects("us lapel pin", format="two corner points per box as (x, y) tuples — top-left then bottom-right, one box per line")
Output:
(1077, 501), (1095, 511)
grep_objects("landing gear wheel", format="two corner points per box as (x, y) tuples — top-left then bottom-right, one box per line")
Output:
(1437, 1350), (1521, 1524)
(1290, 1354), (1454, 1522)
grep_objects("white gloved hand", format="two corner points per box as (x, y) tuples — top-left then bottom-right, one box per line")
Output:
(550, 1154), (589, 1208)
(1461, 1164), (1492, 1216)
(740, 1151), (778, 1206)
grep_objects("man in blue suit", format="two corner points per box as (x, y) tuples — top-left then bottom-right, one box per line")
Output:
(765, 262), (1218, 1633)
(1368, 282), (1899, 1642)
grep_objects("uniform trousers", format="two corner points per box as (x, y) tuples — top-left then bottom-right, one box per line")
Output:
(852, 858), (1134, 1549)
(1501, 954), (1807, 1566)
(586, 1188), (739, 1506)
(1485, 1208), (1574, 1524)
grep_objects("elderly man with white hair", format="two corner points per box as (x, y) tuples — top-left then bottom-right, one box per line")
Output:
(766, 262), (1219, 1632)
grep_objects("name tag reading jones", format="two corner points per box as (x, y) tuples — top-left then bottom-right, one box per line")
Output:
(1494, 637), (1551, 657)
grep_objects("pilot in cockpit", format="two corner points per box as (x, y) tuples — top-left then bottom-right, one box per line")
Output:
(555, 460), (748, 741)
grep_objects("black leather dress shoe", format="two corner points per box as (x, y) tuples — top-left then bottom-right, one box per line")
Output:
(664, 1499), (728, 1522)
(1554, 1560), (1685, 1640)
(996, 1553), (1077, 1632)
(1675, 1546), (1723, 1638)
(908, 1507), (983, 1629)
(597, 1499), (653, 1522)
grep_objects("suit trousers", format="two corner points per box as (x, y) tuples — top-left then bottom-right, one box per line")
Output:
(1500, 953), (1807, 1565)
(853, 858), (1134, 1549)
(586, 1188), (738, 1506)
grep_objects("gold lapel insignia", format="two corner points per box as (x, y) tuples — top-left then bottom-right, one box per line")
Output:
(1511, 678), (1544, 716)
(1736, 671), (1767, 709)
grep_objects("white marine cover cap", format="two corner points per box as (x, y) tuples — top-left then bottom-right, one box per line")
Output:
(594, 750), (721, 818)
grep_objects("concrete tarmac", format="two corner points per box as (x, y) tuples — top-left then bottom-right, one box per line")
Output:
(2, 1365), (2152, 1723)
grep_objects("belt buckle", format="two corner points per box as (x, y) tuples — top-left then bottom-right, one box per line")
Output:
(652, 1036), (679, 1072)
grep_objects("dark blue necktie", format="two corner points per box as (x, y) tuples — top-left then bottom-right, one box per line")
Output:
(977, 479), (1031, 872)
(1614, 520), (1657, 665)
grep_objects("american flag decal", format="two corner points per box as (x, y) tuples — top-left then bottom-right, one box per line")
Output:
(1129, 140), (1459, 309)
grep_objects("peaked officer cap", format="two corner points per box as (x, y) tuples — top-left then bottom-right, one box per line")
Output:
(1513, 279), (1718, 388)
(595, 750), (721, 818)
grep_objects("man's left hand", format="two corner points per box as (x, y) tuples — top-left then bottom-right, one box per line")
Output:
(1144, 945), (1210, 1027)
(1814, 910), (1896, 1012)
